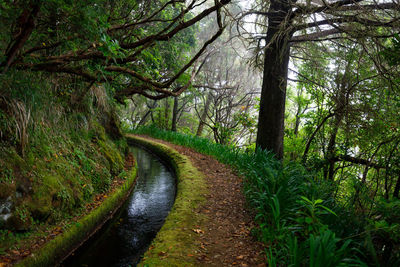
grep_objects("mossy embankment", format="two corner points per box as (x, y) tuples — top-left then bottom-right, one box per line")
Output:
(0, 77), (142, 267)
(15, 157), (137, 267)
(1, 120), (125, 229)
(0, 69), (141, 264)
(0, 116), (138, 265)
(126, 135), (207, 266)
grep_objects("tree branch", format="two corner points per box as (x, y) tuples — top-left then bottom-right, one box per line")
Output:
(120, 0), (231, 50)
(333, 155), (384, 169)
(1, 2), (41, 73)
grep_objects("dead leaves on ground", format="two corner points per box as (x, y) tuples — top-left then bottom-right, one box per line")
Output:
(192, 228), (204, 234)
(161, 141), (267, 266)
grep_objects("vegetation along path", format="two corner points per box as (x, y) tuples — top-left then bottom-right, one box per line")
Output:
(143, 136), (266, 266)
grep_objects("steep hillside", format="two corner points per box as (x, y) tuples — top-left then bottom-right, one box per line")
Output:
(0, 70), (128, 255)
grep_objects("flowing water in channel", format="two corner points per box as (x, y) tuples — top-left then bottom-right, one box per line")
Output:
(62, 146), (176, 267)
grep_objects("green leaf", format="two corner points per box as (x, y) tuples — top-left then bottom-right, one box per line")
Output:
(314, 199), (323, 204)
(319, 206), (337, 217)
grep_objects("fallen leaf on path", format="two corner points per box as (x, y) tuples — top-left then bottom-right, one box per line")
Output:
(157, 251), (167, 256)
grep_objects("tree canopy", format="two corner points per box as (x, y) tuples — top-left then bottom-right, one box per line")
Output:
(1, 0), (231, 100)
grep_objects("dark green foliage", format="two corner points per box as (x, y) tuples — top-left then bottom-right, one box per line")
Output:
(15, 164), (137, 267)
(382, 34), (400, 66)
(131, 125), (369, 265)
(0, 0), (213, 102)
(282, 39), (400, 265)
(0, 59), (127, 254)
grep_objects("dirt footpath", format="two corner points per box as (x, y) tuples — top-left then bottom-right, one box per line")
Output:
(151, 138), (266, 266)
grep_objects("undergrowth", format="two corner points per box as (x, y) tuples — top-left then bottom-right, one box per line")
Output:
(131, 125), (373, 266)
(0, 70), (127, 258)
(15, 163), (137, 267)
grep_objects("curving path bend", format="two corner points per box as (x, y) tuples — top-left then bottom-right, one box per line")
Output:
(140, 137), (266, 267)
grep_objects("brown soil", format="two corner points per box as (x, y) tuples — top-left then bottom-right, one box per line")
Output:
(144, 137), (266, 266)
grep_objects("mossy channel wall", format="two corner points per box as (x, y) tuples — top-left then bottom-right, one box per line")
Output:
(15, 162), (137, 267)
(126, 135), (207, 267)
(17, 135), (206, 266)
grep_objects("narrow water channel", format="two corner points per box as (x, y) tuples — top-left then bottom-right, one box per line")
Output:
(62, 146), (176, 267)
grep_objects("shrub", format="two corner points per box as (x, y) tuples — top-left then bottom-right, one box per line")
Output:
(131, 125), (366, 265)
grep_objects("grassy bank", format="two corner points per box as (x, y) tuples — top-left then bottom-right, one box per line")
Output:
(15, 162), (137, 266)
(126, 134), (207, 266)
(0, 68), (134, 265)
(131, 126), (370, 266)
(0, 119), (129, 261)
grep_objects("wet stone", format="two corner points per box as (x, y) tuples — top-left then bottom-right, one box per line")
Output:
(0, 196), (13, 226)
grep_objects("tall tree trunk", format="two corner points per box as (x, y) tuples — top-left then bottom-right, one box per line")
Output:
(290, 101), (303, 160)
(171, 96), (178, 131)
(293, 88), (305, 137)
(326, 62), (351, 180)
(144, 100), (157, 126)
(138, 110), (151, 126)
(256, 0), (292, 160)
(302, 112), (335, 162)
(393, 174), (400, 199)
(196, 91), (212, 136)
(293, 111), (301, 137)
(163, 98), (169, 129)
(326, 117), (341, 180)
(384, 142), (399, 199)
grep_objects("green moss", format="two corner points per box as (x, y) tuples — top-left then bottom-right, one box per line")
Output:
(89, 120), (107, 141)
(7, 149), (25, 168)
(0, 67), (133, 259)
(0, 183), (14, 199)
(103, 109), (123, 140)
(27, 170), (65, 219)
(126, 135), (208, 266)
(15, 164), (137, 267)
(97, 139), (124, 175)
(0, 116), (130, 253)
